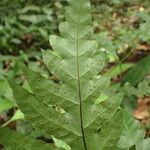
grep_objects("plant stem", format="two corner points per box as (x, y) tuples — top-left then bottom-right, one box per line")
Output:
(76, 7), (88, 150)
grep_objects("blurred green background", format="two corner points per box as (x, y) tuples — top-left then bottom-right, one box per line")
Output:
(0, 0), (150, 136)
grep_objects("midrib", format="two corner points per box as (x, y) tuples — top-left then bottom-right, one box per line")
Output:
(76, 7), (88, 150)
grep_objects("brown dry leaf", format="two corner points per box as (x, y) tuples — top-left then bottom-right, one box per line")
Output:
(134, 97), (150, 125)
(138, 45), (150, 51)
(3, 60), (11, 73)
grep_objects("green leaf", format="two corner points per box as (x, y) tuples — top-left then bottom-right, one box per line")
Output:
(52, 136), (71, 150)
(6, 66), (123, 149)
(0, 98), (13, 113)
(137, 78), (150, 97)
(0, 77), (13, 100)
(123, 55), (150, 86)
(117, 110), (145, 149)
(2, 109), (24, 127)
(22, 80), (32, 93)
(0, 127), (55, 150)
(136, 139), (150, 150)
(0, 77), (14, 113)
(4, 0), (125, 149)
(94, 93), (109, 105)
(19, 5), (41, 14)
(123, 78), (150, 98)
(105, 63), (134, 78)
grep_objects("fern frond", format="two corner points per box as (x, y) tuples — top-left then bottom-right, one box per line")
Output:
(2, 0), (125, 149)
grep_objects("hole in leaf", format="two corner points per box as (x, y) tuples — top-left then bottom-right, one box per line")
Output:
(37, 136), (53, 144)
(97, 128), (101, 133)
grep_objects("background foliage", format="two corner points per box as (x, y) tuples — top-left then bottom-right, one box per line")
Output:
(0, 0), (150, 149)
